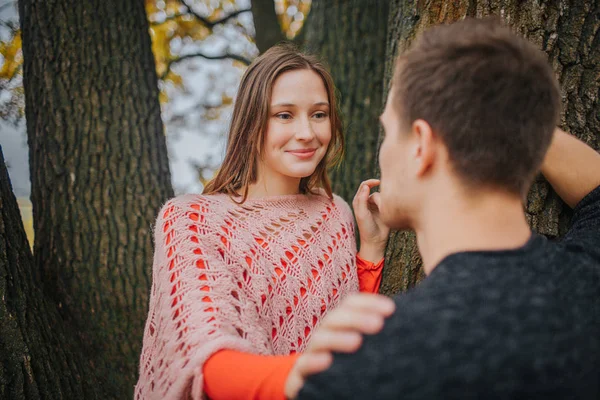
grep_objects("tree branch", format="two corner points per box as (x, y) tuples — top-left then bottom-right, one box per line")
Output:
(178, 0), (251, 28)
(160, 52), (252, 80)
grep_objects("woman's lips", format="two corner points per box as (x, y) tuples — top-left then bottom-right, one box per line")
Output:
(286, 148), (317, 159)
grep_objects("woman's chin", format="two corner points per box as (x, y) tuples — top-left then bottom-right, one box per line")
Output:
(282, 166), (318, 179)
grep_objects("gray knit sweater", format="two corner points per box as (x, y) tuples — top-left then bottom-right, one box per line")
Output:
(300, 186), (600, 399)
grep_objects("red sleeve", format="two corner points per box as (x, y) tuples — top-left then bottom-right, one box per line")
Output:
(203, 350), (300, 400)
(356, 254), (384, 293)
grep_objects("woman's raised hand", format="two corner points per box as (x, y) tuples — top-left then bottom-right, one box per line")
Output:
(352, 179), (390, 263)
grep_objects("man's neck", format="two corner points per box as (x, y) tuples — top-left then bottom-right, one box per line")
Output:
(415, 189), (531, 275)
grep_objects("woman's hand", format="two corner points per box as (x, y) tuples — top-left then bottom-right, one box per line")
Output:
(284, 293), (395, 399)
(352, 179), (390, 263)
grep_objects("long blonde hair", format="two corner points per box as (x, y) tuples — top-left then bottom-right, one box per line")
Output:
(203, 43), (344, 202)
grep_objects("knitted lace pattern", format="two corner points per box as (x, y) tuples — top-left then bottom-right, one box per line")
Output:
(135, 192), (359, 399)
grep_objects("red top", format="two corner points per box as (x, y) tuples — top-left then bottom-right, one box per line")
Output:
(203, 254), (384, 399)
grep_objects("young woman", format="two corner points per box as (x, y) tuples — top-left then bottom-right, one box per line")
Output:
(135, 44), (389, 400)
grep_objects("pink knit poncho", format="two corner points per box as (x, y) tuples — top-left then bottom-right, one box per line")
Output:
(135, 192), (359, 399)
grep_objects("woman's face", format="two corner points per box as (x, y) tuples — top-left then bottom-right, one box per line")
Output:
(258, 69), (332, 187)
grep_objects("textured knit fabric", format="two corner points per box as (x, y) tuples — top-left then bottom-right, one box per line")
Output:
(300, 185), (600, 400)
(202, 255), (384, 400)
(135, 191), (360, 400)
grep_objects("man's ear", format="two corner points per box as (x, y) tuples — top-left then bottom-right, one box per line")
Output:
(411, 119), (436, 177)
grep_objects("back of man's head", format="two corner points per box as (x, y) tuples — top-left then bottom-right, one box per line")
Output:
(392, 17), (561, 197)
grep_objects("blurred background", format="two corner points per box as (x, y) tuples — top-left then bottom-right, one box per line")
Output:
(0, 0), (311, 245)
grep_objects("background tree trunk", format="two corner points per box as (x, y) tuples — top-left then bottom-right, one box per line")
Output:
(379, 0), (600, 295)
(251, 0), (285, 53)
(304, 0), (389, 203)
(0, 147), (98, 399)
(19, 0), (173, 397)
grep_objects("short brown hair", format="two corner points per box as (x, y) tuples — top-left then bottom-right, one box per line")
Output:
(203, 43), (344, 201)
(393, 17), (560, 196)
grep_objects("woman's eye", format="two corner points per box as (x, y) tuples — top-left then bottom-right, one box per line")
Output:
(313, 112), (328, 119)
(276, 113), (292, 120)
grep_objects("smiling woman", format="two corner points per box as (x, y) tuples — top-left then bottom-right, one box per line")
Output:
(255, 68), (333, 198)
(203, 44), (344, 202)
(135, 44), (389, 400)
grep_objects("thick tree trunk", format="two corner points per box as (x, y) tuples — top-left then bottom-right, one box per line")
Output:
(304, 0), (389, 204)
(251, 0), (285, 53)
(19, 0), (173, 397)
(0, 147), (98, 399)
(380, 0), (600, 295)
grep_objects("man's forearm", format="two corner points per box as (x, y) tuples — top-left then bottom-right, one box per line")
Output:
(540, 128), (600, 208)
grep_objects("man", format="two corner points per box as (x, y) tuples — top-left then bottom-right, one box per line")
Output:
(286, 17), (600, 399)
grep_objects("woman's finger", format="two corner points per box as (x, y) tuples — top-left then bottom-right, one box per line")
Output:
(361, 179), (381, 190)
(368, 192), (382, 212)
(353, 182), (371, 216)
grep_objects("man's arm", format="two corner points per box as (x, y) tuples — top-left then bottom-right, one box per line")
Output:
(541, 128), (600, 208)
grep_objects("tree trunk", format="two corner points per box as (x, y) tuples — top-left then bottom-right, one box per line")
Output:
(18, 0), (173, 397)
(251, 0), (285, 53)
(304, 0), (389, 204)
(380, 0), (600, 295)
(0, 147), (98, 399)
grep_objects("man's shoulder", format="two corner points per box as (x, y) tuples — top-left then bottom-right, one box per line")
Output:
(302, 263), (600, 399)
(383, 248), (600, 340)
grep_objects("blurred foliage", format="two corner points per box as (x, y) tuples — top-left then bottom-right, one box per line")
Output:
(275, 0), (310, 39)
(0, 16), (24, 123)
(0, 25), (19, 80)
(146, 0), (247, 106)
(146, 0), (310, 107)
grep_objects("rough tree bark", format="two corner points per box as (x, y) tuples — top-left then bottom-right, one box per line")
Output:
(379, 0), (600, 295)
(19, 0), (174, 397)
(304, 0), (389, 203)
(0, 147), (98, 399)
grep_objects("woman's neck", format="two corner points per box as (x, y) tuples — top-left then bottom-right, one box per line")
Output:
(246, 174), (301, 199)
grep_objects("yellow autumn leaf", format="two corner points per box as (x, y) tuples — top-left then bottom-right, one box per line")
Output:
(222, 95), (232, 105)
(159, 90), (169, 104)
(0, 31), (23, 80)
(165, 72), (184, 87)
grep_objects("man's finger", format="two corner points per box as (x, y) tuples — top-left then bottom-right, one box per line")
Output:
(294, 352), (333, 377)
(319, 308), (386, 334)
(338, 293), (396, 315)
(308, 330), (363, 354)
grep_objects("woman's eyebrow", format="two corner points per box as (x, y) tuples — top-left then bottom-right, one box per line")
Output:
(271, 102), (297, 108)
(271, 102), (330, 107)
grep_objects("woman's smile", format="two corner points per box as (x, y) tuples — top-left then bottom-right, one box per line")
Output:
(286, 148), (317, 159)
